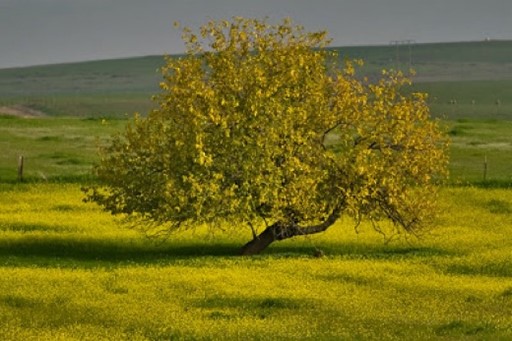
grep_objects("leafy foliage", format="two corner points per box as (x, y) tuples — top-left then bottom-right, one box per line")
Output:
(85, 17), (448, 245)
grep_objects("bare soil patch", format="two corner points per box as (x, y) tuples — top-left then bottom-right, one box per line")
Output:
(0, 105), (46, 118)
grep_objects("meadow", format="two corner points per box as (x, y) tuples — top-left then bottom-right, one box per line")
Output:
(0, 184), (511, 340)
(0, 40), (512, 340)
(0, 115), (125, 182)
(2, 102), (512, 185)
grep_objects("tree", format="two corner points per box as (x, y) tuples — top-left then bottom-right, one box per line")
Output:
(84, 17), (448, 255)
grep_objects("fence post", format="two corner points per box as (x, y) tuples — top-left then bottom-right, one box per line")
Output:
(17, 155), (24, 182)
(483, 155), (488, 182)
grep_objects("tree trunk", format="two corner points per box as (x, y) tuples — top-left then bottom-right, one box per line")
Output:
(239, 207), (341, 256)
(238, 223), (279, 256)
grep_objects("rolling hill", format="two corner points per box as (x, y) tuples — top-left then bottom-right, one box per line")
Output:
(0, 40), (511, 118)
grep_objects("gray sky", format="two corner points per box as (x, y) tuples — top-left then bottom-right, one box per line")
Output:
(0, 0), (511, 68)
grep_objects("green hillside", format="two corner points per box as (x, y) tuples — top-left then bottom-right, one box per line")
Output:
(337, 40), (512, 65)
(0, 55), (163, 96)
(0, 56), (164, 117)
(0, 40), (511, 118)
(337, 41), (512, 120)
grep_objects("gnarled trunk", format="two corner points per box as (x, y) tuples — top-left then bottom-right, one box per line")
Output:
(239, 207), (341, 256)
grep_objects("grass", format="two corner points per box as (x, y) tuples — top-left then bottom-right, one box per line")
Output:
(4, 93), (157, 118)
(411, 80), (512, 120)
(0, 115), (125, 182)
(1, 42), (512, 185)
(0, 55), (163, 97)
(335, 40), (512, 82)
(2, 113), (512, 185)
(0, 56), (162, 117)
(0, 184), (511, 340)
(446, 119), (512, 183)
(1, 40), (511, 118)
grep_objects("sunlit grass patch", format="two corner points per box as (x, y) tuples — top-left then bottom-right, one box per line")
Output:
(0, 116), (125, 182)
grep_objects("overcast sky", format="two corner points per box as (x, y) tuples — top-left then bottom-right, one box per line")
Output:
(0, 0), (511, 68)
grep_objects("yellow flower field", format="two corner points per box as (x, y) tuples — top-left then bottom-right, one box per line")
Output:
(0, 184), (511, 340)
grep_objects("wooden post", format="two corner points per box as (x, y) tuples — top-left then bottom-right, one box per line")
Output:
(17, 155), (24, 182)
(483, 155), (488, 182)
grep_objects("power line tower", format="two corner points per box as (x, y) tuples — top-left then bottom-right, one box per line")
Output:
(389, 39), (415, 69)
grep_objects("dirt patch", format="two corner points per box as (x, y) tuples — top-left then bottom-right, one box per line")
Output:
(0, 105), (46, 118)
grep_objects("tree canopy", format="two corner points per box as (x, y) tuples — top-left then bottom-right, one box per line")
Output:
(85, 17), (448, 255)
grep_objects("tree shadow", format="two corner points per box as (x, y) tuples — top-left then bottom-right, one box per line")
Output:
(266, 242), (456, 260)
(0, 233), (456, 268)
(0, 236), (240, 268)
